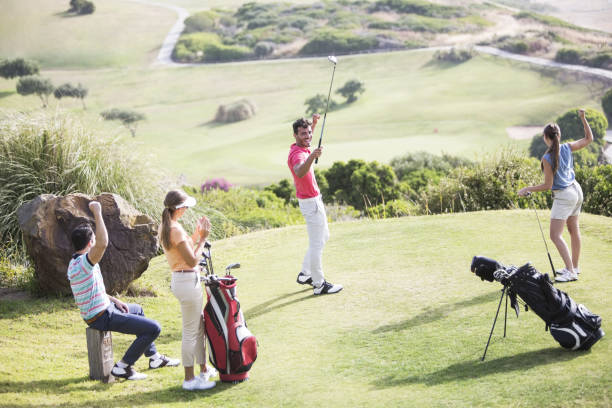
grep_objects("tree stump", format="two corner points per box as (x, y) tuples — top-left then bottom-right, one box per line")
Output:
(86, 327), (115, 383)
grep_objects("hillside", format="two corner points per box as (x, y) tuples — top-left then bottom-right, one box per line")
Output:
(0, 210), (610, 406)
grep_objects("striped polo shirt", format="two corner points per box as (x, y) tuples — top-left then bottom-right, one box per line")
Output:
(67, 254), (111, 321)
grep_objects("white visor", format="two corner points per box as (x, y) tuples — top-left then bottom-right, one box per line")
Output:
(175, 196), (196, 209)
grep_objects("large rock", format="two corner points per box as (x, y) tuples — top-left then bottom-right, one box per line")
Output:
(17, 193), (158, 295)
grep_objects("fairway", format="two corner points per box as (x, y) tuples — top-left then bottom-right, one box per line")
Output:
(0, 210), (610, 407)
(0, 50), (603, 186)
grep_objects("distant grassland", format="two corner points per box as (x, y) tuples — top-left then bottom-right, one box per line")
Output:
(2, 48), (601, 186)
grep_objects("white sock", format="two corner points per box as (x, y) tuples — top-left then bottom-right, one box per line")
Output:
(149, 352), (161, 360)
(116, 360), (128, 368)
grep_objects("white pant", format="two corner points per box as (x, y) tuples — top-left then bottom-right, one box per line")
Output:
(171, 271), (206, 367)
(298, 195), (330, 287)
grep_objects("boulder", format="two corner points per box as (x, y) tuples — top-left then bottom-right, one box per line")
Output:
(17, 193), (158, 295)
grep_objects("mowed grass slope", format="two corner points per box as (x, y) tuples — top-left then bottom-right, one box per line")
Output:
(0, 50), (601, 185)
(0, 210), (610, 407)
(0, 0), (174, 68)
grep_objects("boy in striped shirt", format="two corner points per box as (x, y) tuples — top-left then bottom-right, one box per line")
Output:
(68, 201), (179, 380)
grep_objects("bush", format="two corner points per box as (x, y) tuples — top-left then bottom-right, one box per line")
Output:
(501, 40), (528, 54)
(184, 11), (217, 33)
(576, 165), (612, 217)
(299, 30), (378, 56)
(602, 88), (612, 123)
(265, 179), (297, 206)
(321, 159), (400, 211)
(0, 58), (39, 79)
(420, 149), (548, 214)
(555, 48), (583, 64)
(69, 0), (95, 15)
(254, 41), (275, 58)
(390, 151), (473, 180)
(556, 108), (607, 144)
(0, 111), (164, 265)
(433, 47), (475, 63)
(214, 99), (256, 123)
(365, 199), (421, 218)
(370, 0), (465, 18)
(202, 43), (253, 62)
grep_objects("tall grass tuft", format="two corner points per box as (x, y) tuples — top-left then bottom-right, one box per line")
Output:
(0, 110), (165, 265)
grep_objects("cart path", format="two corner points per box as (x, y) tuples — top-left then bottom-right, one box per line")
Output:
(129, 0), (612, 81)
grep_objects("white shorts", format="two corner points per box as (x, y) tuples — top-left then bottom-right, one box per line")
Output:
(550, 182), (583, 220)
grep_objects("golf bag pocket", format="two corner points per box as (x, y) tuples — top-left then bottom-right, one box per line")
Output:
(550, 304), (604, 351)
(229, 324), (257, 373)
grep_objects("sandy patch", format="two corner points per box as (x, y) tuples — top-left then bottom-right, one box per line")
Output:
(506, 126), (542, 140)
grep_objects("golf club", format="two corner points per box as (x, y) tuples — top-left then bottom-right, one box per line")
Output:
(527, 193), (556, 277)
(314, 55), (337, 164)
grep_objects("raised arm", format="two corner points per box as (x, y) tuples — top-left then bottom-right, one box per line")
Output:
(569, 109), (593, 152)
(87, 201), (108, 265)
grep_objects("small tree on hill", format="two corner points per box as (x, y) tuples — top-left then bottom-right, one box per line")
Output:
(100, 108), (145, 137)
(54, 83), (88, 109)
(0, 58), (39, 79)
(304, 94), (337, 116)
(336, 79), (365, 103)
(16, 76), (54, 108)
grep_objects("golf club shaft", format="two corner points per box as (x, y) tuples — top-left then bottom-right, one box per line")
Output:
(315, 64), (336, 164)
(530, 195), (556, 277)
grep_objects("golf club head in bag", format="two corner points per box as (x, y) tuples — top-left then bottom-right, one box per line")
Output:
(470, 255), (502, 282)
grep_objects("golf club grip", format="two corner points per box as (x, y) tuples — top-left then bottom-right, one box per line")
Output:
(548, 253), (556, 277)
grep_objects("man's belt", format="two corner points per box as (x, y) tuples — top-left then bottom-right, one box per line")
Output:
(84, 309), (106, 325)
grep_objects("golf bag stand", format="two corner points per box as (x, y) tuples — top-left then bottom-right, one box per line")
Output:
(481, 284), (510, 361)
(200, 242), (257, 383)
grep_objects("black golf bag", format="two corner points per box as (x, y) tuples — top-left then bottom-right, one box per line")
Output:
(471, 256), (604, 351)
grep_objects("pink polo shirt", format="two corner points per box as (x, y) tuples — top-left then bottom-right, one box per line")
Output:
(287, 143), (320, 199)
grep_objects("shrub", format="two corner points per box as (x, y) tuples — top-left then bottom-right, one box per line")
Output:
(584, 52), (612, 69)
(365, 199), (421, 218)
(265, 179), (297, 206)
(602, 88), (612, 123)
(390, 151), (473, 180)
(433, 47), (475, 63)
(501, 40), (528, 54)
(254, 41), (275, 58)
(299, 30), (378, 56)
(0, 58), (39, 79)
(184, 11), (217, 33)
(370, 0), (465, 18)
(69, 0), (95, 15)
(555, 48), (583, 64)
(321, 159), (400, 211)
(201, 178), (233, 193)
(0, 111), (164, 264)
(576, 165), (612, 217)
(556, 108), (607, 145)
(420, 149), (548, 214)
(214, 99), (256, 123)
(202, 43), (253, 62)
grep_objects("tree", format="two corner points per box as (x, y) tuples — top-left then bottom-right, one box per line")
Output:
(336, 79), (365, 103)
(556, 108), (607, 144)
(304, 94), (337, 116)
(16, 76), (54, 107)
(54, 82), (88, 109)
(0, 58), (39, 79)
(602, 88), (612, 124)
(100, 108), (146, 137)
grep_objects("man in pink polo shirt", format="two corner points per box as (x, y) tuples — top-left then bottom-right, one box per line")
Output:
(288, 115), (343, 295)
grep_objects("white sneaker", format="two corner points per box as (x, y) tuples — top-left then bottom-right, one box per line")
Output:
(199, 365), (218, 381)
(555, 268), (578, 282)
(111, 364), (147, 380)
(313, 281), (343, 295)
(149, 354), (180, 369)
(182, 376), (216, 391)
(573, 267), (580, 275)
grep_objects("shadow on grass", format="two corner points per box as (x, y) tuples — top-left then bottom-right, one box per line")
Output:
(0, 296), (74, 319)
(0, 376), (242, 407)
(372, 347), (585, 388)
(0, 91), (14, 99)
(373, 290), (499, 333)
(244, 288), (312, 320)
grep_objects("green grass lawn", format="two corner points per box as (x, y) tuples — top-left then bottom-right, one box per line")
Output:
(1, 210), (610, 407)
(0, 0), (175, 68)
(0, 50), (602, 186)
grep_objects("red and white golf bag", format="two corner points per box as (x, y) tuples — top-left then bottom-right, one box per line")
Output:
(204, 275), (257, 383)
